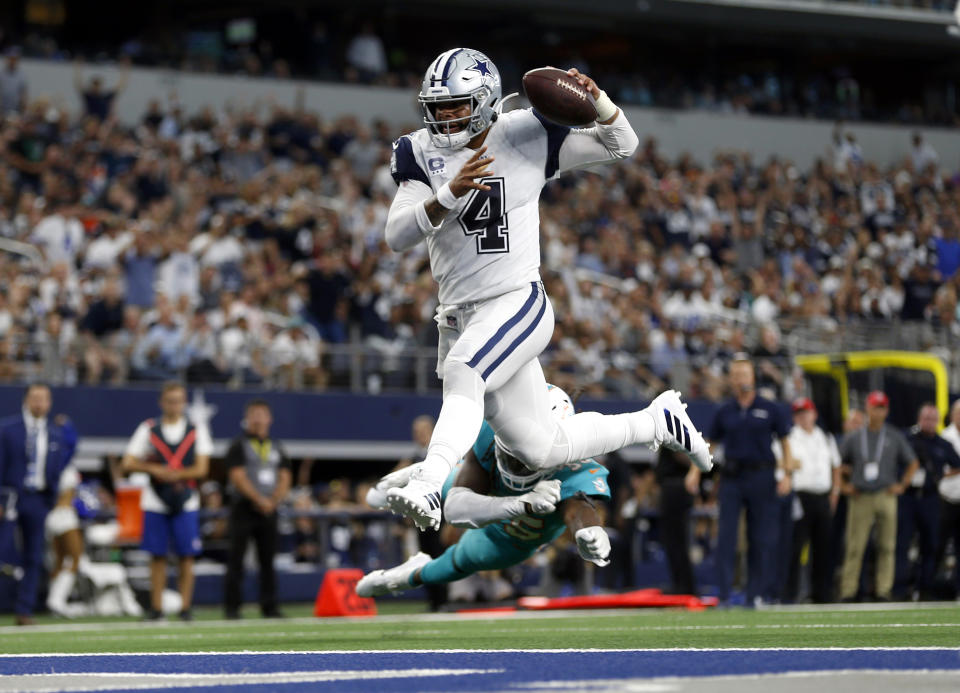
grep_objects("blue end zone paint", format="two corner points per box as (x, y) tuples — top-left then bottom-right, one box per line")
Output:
(1, 649), (959, 692)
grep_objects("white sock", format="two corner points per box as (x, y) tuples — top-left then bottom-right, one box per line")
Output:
(47, 570), (76, 614)
(549, 410), (656, 466)
(419, 393), (484, 484)
(118, 583), (143, 617)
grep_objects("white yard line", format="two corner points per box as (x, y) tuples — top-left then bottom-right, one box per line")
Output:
(0, 604), (957, 637)
(757, 601), (960, 613)
(0, 668), (504, 692)
(0, 608), (638, 635)
(2, 621), (958, 644)
(1, 646), (958, 658)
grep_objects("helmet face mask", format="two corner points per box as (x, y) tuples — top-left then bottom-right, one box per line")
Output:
(419, 48), (502, 150)
(423, 96), (474, 140)
(495, 444), (546, 493)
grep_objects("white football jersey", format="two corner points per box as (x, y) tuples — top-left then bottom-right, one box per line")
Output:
(389, 108), (638, 306)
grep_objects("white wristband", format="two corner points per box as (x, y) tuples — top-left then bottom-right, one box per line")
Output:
(594, 90), (618, 122)
(414, 201), (443, 237)
(436, 182), (459, 209)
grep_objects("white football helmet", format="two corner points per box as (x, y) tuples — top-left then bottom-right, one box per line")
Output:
(495, 384), (575, 492)
(419, 47), (513, 149)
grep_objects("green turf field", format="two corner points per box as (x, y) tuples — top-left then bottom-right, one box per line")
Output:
(1, 603), (958, 654)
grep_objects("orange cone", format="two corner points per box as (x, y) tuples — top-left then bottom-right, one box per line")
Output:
(313, 569), (377, 617)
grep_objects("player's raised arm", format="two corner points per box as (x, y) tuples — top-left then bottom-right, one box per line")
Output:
(554, 69), (639, 173)
(384, 140), (495, 252)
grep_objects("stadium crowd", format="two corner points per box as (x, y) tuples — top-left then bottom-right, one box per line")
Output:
(1, 84), (959, 398)
(4, 1), (960, 128)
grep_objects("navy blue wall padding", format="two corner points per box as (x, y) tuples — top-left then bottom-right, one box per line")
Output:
(0, 385), (733, 442)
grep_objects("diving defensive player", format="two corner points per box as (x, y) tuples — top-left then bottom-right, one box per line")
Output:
(357, 386), (611, 597)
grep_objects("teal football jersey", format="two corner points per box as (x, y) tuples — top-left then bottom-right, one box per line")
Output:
(442, 421), (610, 548)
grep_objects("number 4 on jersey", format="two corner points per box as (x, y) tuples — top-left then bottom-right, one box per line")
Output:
(456, 177), (509, 254)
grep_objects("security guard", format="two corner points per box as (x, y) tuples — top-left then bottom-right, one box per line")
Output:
(687, 358), (794, 604)
(224, 399), (291, 619)
(897, 403), (960, 599)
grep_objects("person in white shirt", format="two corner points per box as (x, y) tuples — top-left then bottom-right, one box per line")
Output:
(937, 399), (960, 597)
(910, 133), (939, 174)
(83, 225), (133, 272)
(29, 211), (84, 266)
(345, 23), (387, 82)
(158, 235), (200, 304)
(122, 382), (211, 620)
(785, 397), (841, 603)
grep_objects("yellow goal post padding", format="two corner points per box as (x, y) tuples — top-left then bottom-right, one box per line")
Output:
(795, 350), (949, 431)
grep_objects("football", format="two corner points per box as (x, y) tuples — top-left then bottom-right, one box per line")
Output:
(522, 67), (598, 126)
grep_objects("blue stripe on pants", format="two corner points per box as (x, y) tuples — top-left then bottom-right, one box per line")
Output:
(480, 294), (547, 381)
(466, 283), (540, 373)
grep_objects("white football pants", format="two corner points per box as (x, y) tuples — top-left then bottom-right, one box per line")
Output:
(422, 281), (654, 481)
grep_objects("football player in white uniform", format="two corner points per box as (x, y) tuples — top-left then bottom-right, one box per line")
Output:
(357, 385), (612, 599)
(383, 48), (712, 530)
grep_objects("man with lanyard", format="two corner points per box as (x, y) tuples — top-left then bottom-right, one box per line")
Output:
(686, 357), (794, 605)
(223, 399), (291, 619)
(838, 390), (918, 602)
(122, 382), (211, 620)
(0, 384), (77, 625)
(937, 399), (960, 598)
(897, 403), (960, 600)
(784, 397), (842, 603)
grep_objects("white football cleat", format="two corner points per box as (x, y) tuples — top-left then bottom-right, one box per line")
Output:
(384, 464), (445, 531)
(356, 551), (432, 598)
(386, 478), (442, 531)
(649, 390), (713, 472)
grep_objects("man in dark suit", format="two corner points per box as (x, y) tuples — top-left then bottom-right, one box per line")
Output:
(0, 384), (77, 625)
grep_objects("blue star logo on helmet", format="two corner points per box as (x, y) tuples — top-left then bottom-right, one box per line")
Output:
(467, 59), (492, 78)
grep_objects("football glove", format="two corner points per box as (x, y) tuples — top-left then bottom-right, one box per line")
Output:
(575, 526), (611, 567)
(366, 463), (419, 509)
(518, 479), (562, 515)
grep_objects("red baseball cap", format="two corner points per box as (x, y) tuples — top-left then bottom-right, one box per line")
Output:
(866, 390), (890, 408)
(792, 397), (816, 413)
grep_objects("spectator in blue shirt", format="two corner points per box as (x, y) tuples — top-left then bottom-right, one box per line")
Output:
(687, 357), (794, 605)
(934, 224), (960, 280)
(124, 231), (159, 309)
(131, 305), (187, 381)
